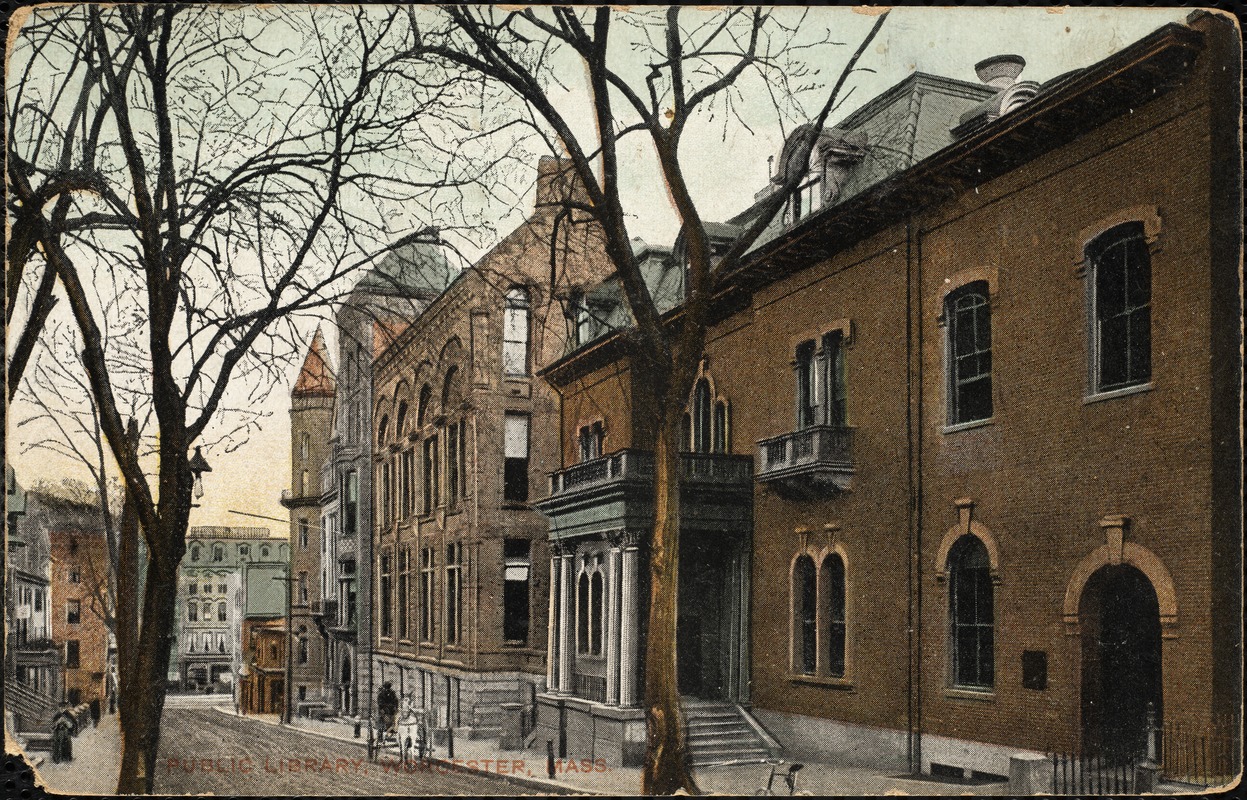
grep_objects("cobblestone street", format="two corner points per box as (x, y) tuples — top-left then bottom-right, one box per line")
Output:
(152, 707), (568, 796)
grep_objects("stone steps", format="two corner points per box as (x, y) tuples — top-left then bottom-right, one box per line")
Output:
(683, 701), (775, 767)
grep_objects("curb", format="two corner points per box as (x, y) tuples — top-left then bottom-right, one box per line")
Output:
(209, 706), (601, 795)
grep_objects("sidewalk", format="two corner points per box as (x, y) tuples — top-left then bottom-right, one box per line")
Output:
(30, 711), (122, 796)
(236, 709), (995, 796)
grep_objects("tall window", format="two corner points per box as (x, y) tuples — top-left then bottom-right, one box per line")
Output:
(417, 385), (432, 428)
(379, 552), (392, 638)
(218, 601), (228, 621)
(344, 470), (358, 538)
(946, 282), (993, 425)
(573, 292), (593, 346)
(420, 548), (435, 642)
(796, 341), (817, 429)
(65, 640), (80, 670)
(503, 287), (530, 376)
(823, 332), (847, 427)
(422, 436), (439, 513)
(300, 432), (310, 461)
(578, 422), (604, 462)
(793, 556), (816, 675)
(191, 545), (200, 561)
(446, 421), (460, 505)
(504, 413), (530, 502)
(949, 535), (994, 689)
(824, 554), (846, 678)
(691, 379), (712, 453)
(503, 539), (531, 643)
(297, 572), (308, 605)
(66, 599), (81, 625)
(188, 601), (198, 622)
(396, 401), (408, 439)
(445, 543), (462, 645)
(713, 402), (728, 453)
(381, 460), (393, 527)
(398, 547), (410, 640)
(298, 635), (309, 664)
(299, 520), (309, 550)
(1089, 222), (1151, 392)
(400, 449), (415, 519)
(576, 556), (604, 656)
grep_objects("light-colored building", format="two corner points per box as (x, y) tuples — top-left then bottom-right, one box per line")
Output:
(169, 527), (288, 694)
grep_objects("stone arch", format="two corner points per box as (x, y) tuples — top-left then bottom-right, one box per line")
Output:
(1074, 205), (1163, 269)
(939, 265), (999, 304)
(935, 503), (1001, 581)
(1063, 541), (1178, 636)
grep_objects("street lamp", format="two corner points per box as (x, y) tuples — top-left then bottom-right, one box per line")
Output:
(188, 446), (213, 500)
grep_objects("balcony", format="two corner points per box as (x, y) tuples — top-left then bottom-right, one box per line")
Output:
(16, 637), (55, 653)
(310, 599), (337, 619)
(537, 449), (753, 542)
(755, 425), (854, 498)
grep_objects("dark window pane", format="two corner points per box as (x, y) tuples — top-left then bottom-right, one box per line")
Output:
(504, 457), (528, 502)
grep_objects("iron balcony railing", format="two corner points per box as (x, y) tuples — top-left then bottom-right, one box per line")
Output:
(547, 449), (752, 496)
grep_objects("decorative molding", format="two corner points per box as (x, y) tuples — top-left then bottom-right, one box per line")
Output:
(1062, 518), (1178, 638)
(934, 497), (1001, 581)
(1073, 205), (1163, 275)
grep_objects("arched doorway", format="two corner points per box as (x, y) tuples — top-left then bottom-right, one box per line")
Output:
(1079, 564), (1162, 759)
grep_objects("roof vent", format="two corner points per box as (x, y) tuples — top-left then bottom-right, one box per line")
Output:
(974, 54), (1026, 89)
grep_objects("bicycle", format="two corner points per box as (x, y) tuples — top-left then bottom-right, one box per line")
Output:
(755, 759), (804, 795)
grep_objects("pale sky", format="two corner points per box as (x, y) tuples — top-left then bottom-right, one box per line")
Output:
(6, 6), (1190, 533)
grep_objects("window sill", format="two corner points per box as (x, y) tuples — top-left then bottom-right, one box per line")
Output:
(502, 640), (531, 648)
(789, 674), (854, 690)
(942, 418), (993, 435)
(1083, 382), (1153, 404)
(945, 687), (994, 702)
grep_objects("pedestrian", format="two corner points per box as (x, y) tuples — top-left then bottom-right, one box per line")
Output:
(377, 681), (398, 737)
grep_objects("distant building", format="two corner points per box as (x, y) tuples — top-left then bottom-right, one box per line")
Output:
(4, 469), (60, 729)
(37, 494), (111, 708)
(240, 619), (287, 715)
(369, 157), (614, 737)
(282, 328), (336, 714)
(168, 527), (287, 693)
(319, 240), (455, 719)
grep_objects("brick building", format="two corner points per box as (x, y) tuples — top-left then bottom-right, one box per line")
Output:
(240, 619), (287, 715)
(319, 240), (456, 720)
(282, 328), (336, 714)
(44, 501), (111, 708)
(369, 157), (614, 739)
(535, 12), (1240, 777)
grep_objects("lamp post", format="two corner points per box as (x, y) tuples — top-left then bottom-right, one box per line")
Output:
(188, 446), (213, 505)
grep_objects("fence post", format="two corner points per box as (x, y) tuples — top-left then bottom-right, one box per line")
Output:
(1136, 702), (1160, 792)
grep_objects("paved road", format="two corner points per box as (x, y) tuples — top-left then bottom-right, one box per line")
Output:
(154, 707), (568, 796)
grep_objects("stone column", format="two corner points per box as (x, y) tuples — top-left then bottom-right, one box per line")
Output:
(546, 551), (560, 692)
(557, 552), (575, 694)
(619, 536), (641, 707)
(605, 542), (622, 705)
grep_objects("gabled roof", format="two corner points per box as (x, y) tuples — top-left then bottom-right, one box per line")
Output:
(293, 327), (335, 397)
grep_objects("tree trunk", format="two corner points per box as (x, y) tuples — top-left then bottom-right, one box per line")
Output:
(115, 421), (141, 733)
(641, 414), (699, 795)
(116, 541), (179, 794)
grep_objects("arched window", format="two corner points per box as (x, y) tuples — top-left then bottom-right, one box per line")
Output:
(792, 556), (816, 675)
(945, 282), (993, 425)
(395, 401), (409, 438)
(503, 287), (530, 376)
(377, 415), (389, 447)
(212, 544), (224, 562)
(1088, 222), (1151, 393)
(691, 379), (712, 453)
(218, 601), (227, 622)
(190, 545), (201, 562)
(823, 554), (846, 678)
(300, 432), (310, 462)
(417, 385), (432, 428)
(442, 366), (461, 409)
(590, 570), (604, 655)
(577, 570), (590, 654)
(949, 535), (994, 689)
(713, 401), (728, 453)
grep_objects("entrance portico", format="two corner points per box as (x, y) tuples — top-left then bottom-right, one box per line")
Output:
(534, 449), (753, 765)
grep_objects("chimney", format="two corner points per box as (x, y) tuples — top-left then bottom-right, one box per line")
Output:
(974, 54), (1026, 89)
(535, 156), (588, 210)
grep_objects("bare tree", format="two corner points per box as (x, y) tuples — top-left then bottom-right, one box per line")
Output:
(6, 5), (514, 792)
(406, 6), (890, 793)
